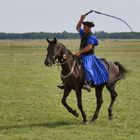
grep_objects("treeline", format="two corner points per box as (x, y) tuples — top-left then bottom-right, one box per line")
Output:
(0, 31), (140, 39)
(95, 31), (140, 39)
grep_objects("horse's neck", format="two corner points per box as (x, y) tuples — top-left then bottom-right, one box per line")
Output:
(62, 56), (73, 72)
(60, 46), (75, 74)
(60, 45), (83, 80)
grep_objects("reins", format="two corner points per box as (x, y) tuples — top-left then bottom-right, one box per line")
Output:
(61, 60), (77, 79)
(48, 42), (78, 79)
(52, 57), (74, 66)
(53, 56), (77, 79)
(52, 43), (76, 66)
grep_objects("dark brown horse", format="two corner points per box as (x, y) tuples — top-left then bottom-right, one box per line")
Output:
(44, 37), (127, 124)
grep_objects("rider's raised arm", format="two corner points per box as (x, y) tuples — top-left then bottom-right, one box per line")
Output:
(76, 15), (86, 32)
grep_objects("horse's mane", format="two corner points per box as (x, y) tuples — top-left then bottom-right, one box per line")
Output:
(59, 42), (82, 66)
(59, 43), (74, 56)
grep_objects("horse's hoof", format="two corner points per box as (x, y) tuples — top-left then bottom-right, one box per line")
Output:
(83, 121), (88, 125)
(91, 116), (97, 122)
(90, 119), (96, 124)
(109, 115), (113, 121)
(75, 113), (79, 117)
(73, 110), (79, 117)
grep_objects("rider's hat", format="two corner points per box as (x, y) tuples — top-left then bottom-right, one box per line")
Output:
(83, 21), (95, 28)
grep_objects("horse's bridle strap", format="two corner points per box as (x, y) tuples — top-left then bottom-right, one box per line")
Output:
(55, 43), (63, 56)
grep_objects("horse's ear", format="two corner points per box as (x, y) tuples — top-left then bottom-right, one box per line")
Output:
(46, 38), (50, 43)
(53, 37), (57, 44)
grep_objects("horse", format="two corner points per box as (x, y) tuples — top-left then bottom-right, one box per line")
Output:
(44, 37), (127, 124)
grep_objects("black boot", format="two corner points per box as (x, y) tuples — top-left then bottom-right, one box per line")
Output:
(82, 83), (91, 92)
(57, 83), (65, 89)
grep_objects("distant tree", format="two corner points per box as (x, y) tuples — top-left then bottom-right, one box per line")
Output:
(0, 31), (140, 40)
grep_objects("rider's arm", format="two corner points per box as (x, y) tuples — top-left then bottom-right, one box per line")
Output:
(75, 44), (94, 56)
(76, 15), (86, 31)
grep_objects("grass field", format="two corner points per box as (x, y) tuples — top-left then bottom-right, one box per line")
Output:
(0, 39), (140, 140)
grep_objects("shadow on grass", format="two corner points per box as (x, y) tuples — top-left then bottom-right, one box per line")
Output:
(0, 120), (78, 130)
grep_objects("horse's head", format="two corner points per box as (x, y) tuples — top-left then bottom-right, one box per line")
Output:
(44, 37), (62, 67)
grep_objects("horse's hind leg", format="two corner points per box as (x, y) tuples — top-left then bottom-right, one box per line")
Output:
(91, 85), (104, 122)
(61, 86), (79, 117)
(76, 89), (87, 124)
(106, 84), (118, 120)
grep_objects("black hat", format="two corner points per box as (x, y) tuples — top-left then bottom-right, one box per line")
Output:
(83, 21), (95, 27)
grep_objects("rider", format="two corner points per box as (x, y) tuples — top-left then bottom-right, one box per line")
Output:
(58, 14), (109, 91)
(75, 15), (109, 90)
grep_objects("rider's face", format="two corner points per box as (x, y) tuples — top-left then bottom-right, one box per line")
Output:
(83, 25), (91, 33)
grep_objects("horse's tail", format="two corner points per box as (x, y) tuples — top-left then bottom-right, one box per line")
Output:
(107, 62), (128, 86)
(114, 62), (128, 79)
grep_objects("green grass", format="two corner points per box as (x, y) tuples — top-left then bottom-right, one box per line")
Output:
(0, 39), (140, 140)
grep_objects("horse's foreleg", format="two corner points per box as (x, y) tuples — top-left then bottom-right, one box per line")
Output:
(106, 84), (118, 120)
(61, 87), (79, 117)
(76, 89), (87, 124)
(91, 85), (104, 122)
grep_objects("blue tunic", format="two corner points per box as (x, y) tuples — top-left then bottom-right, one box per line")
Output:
(79, 29), (109, 85)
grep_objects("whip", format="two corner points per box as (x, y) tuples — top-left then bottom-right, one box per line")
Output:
(84, 10), (133, 32)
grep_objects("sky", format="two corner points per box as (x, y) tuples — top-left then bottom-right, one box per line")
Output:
(0, 0), (139, 33)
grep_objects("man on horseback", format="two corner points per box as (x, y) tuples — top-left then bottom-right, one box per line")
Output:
(75, 15), (109, 91)
(58, 14), (109, 91)
(45, 13), (127, 123)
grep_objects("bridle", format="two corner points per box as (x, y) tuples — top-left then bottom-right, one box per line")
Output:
(46, 43), (63, 66)
(48, 43), (74, 66)
(47, 43), (77, 79)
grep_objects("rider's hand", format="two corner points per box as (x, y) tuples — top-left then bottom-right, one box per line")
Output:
(80, 15), (86, 20)
(75, 51), (81, 57)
